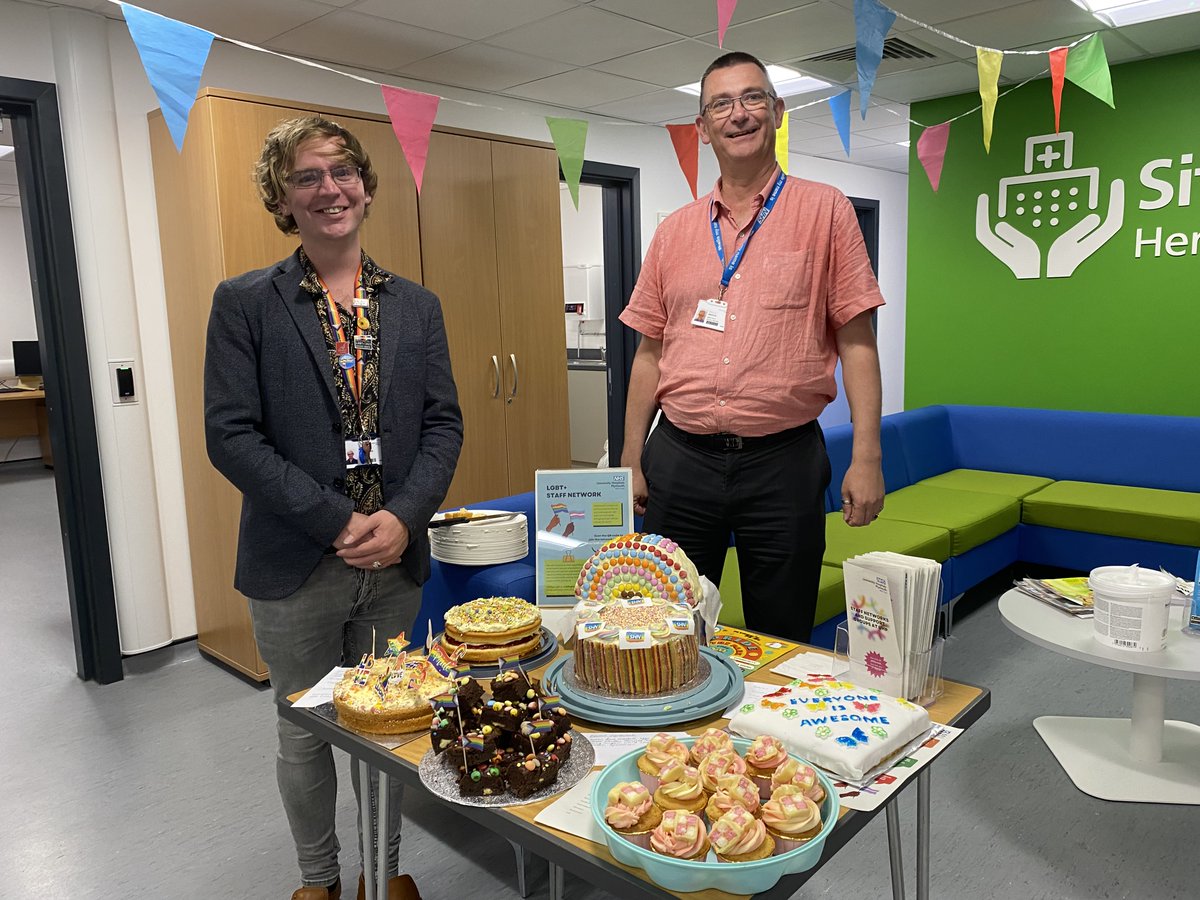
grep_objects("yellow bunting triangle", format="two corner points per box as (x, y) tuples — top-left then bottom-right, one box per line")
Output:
(976, 47), (1003, 153)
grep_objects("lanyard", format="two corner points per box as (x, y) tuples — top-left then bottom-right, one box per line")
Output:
(709, 170), (787, 300)
(316, 263), (367, 408)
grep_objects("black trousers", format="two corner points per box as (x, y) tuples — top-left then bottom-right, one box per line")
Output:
(641, 418), (831, 643)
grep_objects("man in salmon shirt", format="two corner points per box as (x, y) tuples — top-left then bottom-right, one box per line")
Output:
(620, 52), (886, 643)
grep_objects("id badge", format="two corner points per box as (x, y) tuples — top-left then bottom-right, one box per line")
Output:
(692, 298), (727, 332)
(344, 435), (383, 469)
(352, 335), (376, 352)
(352, 293), (370, 309)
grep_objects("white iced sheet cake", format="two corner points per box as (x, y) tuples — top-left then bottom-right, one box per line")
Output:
(728, 676), (930, 781)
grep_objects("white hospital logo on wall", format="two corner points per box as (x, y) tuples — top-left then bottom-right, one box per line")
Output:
(976, 132), (1124, 279)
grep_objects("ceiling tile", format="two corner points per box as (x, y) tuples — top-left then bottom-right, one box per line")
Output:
(396, 43), (573, 91)
(486, 6), (677, 66)
(351, 0), (576, 41)
(142, 0), (338, 43)
(857, 122), (911, 143)
(792, 132), (885, 155)
(588, 89), (702, 124)
(873, 0), (1032, 27)
(785, 117), (837, 143)
(266, 10), (467, 72)
(593, 0), (807, 38)
(698, 4), (857, 63)
(839, 142), (910, 163)
(506, 68), (659, 109)
(1075, 17), (1200, 57)
(935, 1), (1101, 51)
(871, 61), (989, 103)
(591, 40), (724, 87)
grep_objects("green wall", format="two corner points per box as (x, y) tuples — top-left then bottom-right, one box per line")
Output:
(906, 49), (1200, 416)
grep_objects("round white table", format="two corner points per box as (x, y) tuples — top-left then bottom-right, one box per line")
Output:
(998, 588), (1200, 804)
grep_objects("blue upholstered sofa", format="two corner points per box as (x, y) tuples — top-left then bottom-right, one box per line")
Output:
(415, 406), (1200, 647)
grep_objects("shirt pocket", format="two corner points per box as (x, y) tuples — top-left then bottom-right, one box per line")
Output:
(755, 250), (819, 360)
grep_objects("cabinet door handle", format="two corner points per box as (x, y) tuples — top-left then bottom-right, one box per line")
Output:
(508, 353), (519, 401)
(490, 355), (501, 399)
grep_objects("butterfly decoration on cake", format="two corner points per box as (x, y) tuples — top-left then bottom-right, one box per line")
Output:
(853, 700), (882, 713)
(835, 727), (871, 749)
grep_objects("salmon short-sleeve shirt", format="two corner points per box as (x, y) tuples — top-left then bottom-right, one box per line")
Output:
(620, 170), (884, 437)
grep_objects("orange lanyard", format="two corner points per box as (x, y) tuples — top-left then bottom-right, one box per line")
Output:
(316, 264), (368, 410)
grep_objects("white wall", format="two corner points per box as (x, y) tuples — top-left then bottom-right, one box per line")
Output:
(0, 0), (910, 652)
(0, 206), (37, 375)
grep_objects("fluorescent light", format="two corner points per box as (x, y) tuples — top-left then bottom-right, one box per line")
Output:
(675, 64), (832, 98)
(0, 147), (13, 159)
(1072, 0), (1200, 26)
(898, 140), (910, 147)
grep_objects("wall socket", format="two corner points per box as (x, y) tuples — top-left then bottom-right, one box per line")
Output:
(108, 359), (137, 405)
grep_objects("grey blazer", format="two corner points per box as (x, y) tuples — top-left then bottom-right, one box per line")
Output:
(204, 250), (463, 600)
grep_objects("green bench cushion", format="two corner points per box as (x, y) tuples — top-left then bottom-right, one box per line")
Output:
(718, 549), (846, 629)
(824, 512), (952, 565)
(919, 468), (1053, 499)
(1022, 480), (1200, 546)
(876, 484), (1020, 556)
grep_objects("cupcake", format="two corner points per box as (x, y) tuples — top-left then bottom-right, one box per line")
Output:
(705, 773), (761, 823)
(652, 762), (708, 817)
(637, 733), (692, 793)
(771, 757), (826, 805)
(709, 806), (775, 863)
(761, 792), (823, 854)
(690, 727), (734, 766)
(603, 781), (663, 849)
(698, 749), (748, 794)
(744, 735), (790, 799)
(649, 810), (710, 862)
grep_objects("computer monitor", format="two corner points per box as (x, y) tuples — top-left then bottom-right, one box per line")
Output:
(12, 340), (41, 388)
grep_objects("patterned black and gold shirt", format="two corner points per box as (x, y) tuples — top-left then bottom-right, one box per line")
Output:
(299, 248), (392, 516)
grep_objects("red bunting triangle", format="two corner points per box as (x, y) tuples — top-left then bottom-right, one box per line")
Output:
(916, 122), (950, 193)
(1049, 47), (1068, 133)
(380, 84), (440, 194)
(665, 124), (699, 201)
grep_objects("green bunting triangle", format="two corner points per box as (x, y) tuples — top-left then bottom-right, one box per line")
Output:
(546, 117), (588, 210)
(1065, 34), (1115, 109)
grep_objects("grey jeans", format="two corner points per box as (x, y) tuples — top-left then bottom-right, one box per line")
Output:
(249, 554), (422, 888)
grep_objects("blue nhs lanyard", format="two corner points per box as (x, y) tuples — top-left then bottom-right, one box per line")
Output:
(709, 170), (787, 300)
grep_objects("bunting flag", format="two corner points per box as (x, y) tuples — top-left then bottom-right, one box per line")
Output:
(546, 117), (588, 210)
(1065, 33), (1115, 109)
(380, 85), (440, 194)
(775, 111), (790, 174)
(828, 90), (852, 157)
(854, 0), (897, 119)
(1049, 47), (1068, 132)
(122, 3), (214, 152)
(916, 122), (950, 192)
(665, 124), (699, 201)
(976, 47), (1003, 153)
(717, 0), (739, 49)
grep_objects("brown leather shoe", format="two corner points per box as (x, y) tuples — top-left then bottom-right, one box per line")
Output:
(292, 879), (341, 900)
(356, 873), (422, 900)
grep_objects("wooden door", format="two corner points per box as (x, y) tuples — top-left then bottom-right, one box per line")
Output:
(490, 140), (571, 494)
(419, 132), (508, 506)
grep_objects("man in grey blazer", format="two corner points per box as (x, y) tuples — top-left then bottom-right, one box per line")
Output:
(205, 116), (461, 900)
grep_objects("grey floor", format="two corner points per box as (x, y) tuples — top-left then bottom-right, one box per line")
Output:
(2, 459), (1196, 900)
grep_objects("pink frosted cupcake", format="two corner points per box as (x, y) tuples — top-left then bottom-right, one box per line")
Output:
(689, 727), (733, 766)
(649, 810), (710, 862)
(637, 733), (691, 793)
(603, 781), (663, 849)
(698, 749), (748, 794)
(761, 792), (823, 854)
(709, 806), (775, 863)
(705, 773), (760, 823)
(744, 735), (790, 800)
(652, 762), (708, 817)
(771, 757), (825, 805)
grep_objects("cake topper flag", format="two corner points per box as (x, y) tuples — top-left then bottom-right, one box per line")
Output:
(665, 124), (699, 201)
(717, 0), (739, 48)
(121, 3), (214, 152)
(854, 0), (897, 119)
(1065, 33), (1115, 110)
(380, 84), (440, 194)
(774, 111), (790, 174)
(916, 122), (950, 192)
(828, 91), (852, 157)
(1049, 47), (1068, 132)
(976, 47), (1003, 153)
(546, 117), (588, 210)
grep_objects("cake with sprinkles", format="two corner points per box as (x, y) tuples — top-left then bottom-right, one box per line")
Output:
(440, 596), (543, 663)
(571, 534), (703, 696)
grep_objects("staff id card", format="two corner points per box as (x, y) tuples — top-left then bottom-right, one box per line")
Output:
(692, 298), (727, 332)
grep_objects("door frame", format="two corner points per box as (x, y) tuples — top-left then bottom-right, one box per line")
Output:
(0, 76), (122, 684)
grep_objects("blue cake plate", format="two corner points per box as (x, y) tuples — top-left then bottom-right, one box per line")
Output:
(541, 647), (744, 727)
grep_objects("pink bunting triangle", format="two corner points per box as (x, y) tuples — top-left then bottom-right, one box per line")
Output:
(665, 125), (699, 201)
(717, 0), (739, 48)
(380, 84), (440, 194)
(916, 122), (950, 193)
(1049, 47), (1067, 133)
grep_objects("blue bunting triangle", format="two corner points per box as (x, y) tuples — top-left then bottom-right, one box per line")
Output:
(828, 90), (852, 156)
(855, 0), (897, 119)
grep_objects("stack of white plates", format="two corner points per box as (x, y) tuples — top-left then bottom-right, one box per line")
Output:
(428, 509), (529, 565)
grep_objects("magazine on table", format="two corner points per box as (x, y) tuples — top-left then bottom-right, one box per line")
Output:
(1014, 577), (1094, 617)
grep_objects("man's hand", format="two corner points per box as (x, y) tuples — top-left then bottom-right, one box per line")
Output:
(631, 464), (649, 517)
(333, 512), (373, 551)
(337, 510), (411, 570)
(840, 460), (885, 527)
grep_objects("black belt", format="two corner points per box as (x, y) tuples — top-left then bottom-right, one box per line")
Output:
(658, 416), (815, 452)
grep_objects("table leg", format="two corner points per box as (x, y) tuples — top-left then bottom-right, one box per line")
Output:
(885, 799), (905, 900)
(1130, 672), (1166, 763)
(916, 770), (931, 900)
(508, 839), (530, 898)
(549, 861), (564, 900)
(376, 770), (390, 898)
(359, 759), (376, 900)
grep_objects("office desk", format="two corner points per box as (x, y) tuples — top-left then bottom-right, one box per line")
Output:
(283, 643), (989, 900)
(0, 390), (52, 466)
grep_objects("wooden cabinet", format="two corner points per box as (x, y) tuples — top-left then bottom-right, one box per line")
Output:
(420, 131), (570, 506)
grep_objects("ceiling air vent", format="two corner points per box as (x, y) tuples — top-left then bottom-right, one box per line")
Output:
(803, 37), (937, 64)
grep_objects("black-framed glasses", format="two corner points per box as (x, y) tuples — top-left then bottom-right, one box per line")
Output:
(701, 90), (776, 119)
(285, 165), (362, 190)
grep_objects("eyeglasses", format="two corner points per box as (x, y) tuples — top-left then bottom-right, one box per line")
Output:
(285, 165), (362, 190)
(701, 90), (776, 119)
